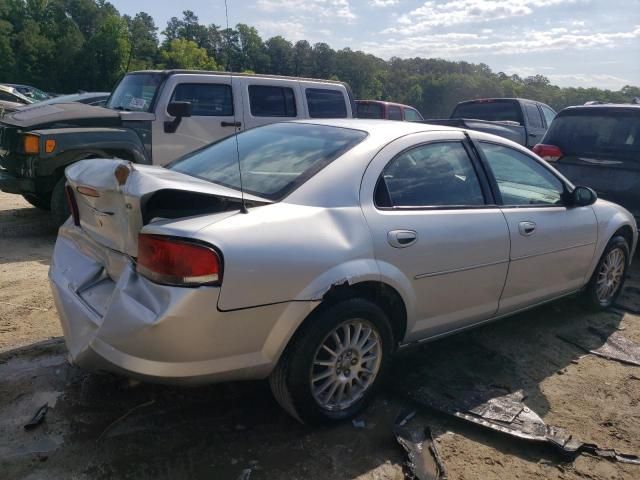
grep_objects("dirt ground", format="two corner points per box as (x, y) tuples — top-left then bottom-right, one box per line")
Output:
(0, 190), (639, 480)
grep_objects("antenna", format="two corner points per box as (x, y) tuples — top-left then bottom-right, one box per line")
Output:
(224, 0), (248, 214)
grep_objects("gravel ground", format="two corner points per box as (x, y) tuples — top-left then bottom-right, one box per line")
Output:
(0, 191), (638, 480)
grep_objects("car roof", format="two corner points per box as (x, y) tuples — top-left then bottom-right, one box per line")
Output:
(356, 100), (418, 109)
(291, 118), (461, 137)
(130, 70), (347, 86)
(561, 104), (640, 112)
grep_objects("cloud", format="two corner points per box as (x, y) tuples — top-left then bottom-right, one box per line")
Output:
(385, 0), (578, 34)
(256, 0), (356, 20)
(547, 74), (633, 89)
(369, 0), (398, 6)
(362, 25), (640, 58)
(255, 20), (307, 40)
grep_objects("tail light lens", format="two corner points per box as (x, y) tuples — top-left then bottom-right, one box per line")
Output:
(65, 185), (80, 226)
(533, 144), (563, 162)
(136, 234), (222, 287)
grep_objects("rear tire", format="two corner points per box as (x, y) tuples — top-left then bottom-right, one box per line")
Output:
(22, 192), (51, 211)
(50, 177), (69, 226)
(583, 235), (629, 310)
(269, 298), (393, 424)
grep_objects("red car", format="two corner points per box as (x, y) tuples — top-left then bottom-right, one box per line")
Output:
(356, 100), (424, 121)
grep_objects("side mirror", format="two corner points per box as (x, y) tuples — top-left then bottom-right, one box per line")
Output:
(572, 186), (597, 206)
(164, 101), (193, 133)
(167, 101), (192, 118)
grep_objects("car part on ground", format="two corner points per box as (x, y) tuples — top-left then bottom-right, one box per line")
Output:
(394, 425), (446, 480)
(558, 327), (640, 367)
(407, 382), (640, 464)
(48, 120), (637, 422)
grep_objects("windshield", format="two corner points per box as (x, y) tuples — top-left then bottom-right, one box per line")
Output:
(17, 86), (49, 101)
(170, 123), (368, 201)
(545, 109), (640, 159)
(106, 73), (163, 112)
(452, 101), (523, 124)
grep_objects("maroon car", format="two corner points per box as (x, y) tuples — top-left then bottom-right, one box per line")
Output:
(356, 100), (423, 121)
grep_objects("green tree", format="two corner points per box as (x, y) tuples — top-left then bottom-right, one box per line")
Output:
(265, 36), (293, 76)
(160, 38), (218, 70)
(125, 12), (158, 71)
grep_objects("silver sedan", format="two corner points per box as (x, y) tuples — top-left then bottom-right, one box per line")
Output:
(50, 120), (637, 424)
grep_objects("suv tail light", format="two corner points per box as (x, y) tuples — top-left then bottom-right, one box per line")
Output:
(136, 234), (222, 286)
(65, 185), (80, 226)
(533, 144), (563, 162)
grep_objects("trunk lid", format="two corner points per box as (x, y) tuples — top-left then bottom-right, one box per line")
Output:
(65, 159), (269, 257)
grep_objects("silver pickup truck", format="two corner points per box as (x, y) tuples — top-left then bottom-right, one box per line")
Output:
(423, 98), (557, 148)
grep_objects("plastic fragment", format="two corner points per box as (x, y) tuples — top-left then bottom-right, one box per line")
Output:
(24, 403), (48, 430)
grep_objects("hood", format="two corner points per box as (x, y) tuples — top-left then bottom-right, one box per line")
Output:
(1, 102), (121, 129)
(65, 159), (269, 257)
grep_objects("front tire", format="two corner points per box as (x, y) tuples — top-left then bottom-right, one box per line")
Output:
(50, 177), (70, 226)
(22, 192), (52, 211)
(270, 298), (393, 424)
(584, 235), (629, 310)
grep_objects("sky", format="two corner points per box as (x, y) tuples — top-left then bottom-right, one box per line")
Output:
(109, 0), (640, 90)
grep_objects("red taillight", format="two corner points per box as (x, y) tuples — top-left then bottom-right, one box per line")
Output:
(65, 185), (80, 226)
(533, 144), (563, 162)
(136, 234), (221, 286)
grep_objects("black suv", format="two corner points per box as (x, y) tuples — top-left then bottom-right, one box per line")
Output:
(534, 104), (640, 219)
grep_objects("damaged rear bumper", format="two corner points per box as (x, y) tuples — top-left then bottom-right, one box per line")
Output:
(49, 223), (316, 385)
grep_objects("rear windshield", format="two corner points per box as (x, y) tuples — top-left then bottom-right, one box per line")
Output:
(544, 108), (640, 158)
(169, 123), (367, 201)
(357, 102), (383, 119)
(452, 101), (523, 124)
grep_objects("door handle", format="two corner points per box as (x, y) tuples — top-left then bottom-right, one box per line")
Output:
(221, 121), (242, 127)
(387, 230), (417, 248)
(528, 132), (538, 137)
(518, 221), (536, 236)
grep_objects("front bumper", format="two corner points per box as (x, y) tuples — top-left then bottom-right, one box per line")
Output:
(49, 223), (317, 385)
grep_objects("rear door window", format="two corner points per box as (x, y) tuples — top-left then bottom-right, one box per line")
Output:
(480, 142), (564, 206)
(248, 85), (296, 117)
(544, 109), (640, 159)
(375, 142), (485, 207)
(306, 89), (347, 118)
(357, 102), (383, 119)
(170, 83), (233, 116)
(403, 108), (423, 121)
(388, 106), (402, 121)
(525, 103), (543, 128)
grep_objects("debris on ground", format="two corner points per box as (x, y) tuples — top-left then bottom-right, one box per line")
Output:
(558, 327), (640, 367)
(352, 418), (366, 428)
(408, 382), (640, 464)
(395, 409), (417, 427)
(24, 403), (49, 430)
(394, 425), (447, 480)
(97, 399), (156, 441)
(237, 468), (252, 480)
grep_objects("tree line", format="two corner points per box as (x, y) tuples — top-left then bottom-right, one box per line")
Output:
(1, 0), (638, 117)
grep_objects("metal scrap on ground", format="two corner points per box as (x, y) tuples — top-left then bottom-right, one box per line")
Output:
(394, 424), (447, 480)
(558, 327), (640, 367)
(407, 383), (640, 465)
